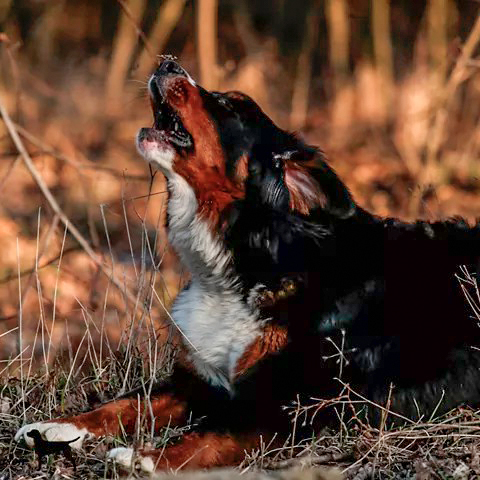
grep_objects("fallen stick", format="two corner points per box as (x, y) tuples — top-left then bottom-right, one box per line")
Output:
(0, 96), (140, 307)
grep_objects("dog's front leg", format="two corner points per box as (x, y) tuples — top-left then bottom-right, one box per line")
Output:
(15, 366), (216, 449)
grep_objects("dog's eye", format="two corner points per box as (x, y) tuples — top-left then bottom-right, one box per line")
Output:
(272, 155), (283, 170)
(219, 98), (233, 110)
(250, 161), (262, 176)
(212, 93), (231, 109)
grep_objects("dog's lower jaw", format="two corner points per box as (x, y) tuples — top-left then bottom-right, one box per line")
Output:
(136, 132), (176, 176)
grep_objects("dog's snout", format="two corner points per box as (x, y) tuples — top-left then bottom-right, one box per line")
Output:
(148, 75), (162, 103)
(157, 60), (187, 77)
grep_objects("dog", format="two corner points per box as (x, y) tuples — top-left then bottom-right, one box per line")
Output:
(16, 60), (480, 472)
(26, 429), (78, 471)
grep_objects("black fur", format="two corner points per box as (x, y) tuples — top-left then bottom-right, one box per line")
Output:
(26, 429), (78, 471)
(227, 199), (480, 425)
(170, 69), (480, 432)
(138, 61), (480, 449)
(18, 60), (480, 472)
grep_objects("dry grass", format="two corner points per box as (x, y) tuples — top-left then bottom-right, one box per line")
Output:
(2, 261), (480, 479)
(152, 467), (343, 480)
(4, 340), (480, 479)
(0, 201), (183, 478)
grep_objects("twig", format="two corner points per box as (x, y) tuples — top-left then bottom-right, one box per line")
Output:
(106, 0), (149, 111)
(270, 451), (350, 469)
(116, 0), (156, 59)
(197, 0), (219, 89)
(0, 154), (21, 192)
(0, 246), (79, 286)
(0, 96), (139, 306)
(13, 120), (148, 182)
(48, 219), (69, 368)
(135, 0), (187, 80)
(16, 237), (25, 420)
(409, 13), (480, 216)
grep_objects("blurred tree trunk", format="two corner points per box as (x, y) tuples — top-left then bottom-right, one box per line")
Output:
(408, 11), (480, 217)
(135, 0), (187, 80)
(290, 2), (320, 131)
(197, 0), (218, 90)
(105, 0), (147, 114)
(0, 0), (12, 24)
(33, 1), (65, 65)
(326, 0), (349, 87)
(326, 0), (353, 134)
(372, 0), (393, 123)
(428, 0), (448, 84)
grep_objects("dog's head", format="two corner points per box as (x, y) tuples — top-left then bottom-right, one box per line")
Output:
(137, 60), (355, 225)
(26, 429), (42, 441)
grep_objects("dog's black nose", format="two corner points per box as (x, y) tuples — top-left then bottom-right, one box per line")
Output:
(157, 60), (186, 76)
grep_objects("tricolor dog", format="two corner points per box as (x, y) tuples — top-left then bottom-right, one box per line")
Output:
(16, 60), (480, 471)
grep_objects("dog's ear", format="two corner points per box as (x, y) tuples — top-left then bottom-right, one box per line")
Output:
(282, 140), (356, 218)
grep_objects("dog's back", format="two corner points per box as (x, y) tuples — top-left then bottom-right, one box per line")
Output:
(232, 202), (480, 424)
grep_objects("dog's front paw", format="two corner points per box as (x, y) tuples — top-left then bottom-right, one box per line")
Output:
(107, 447), (155, 473)
(15, 421), (90, 449)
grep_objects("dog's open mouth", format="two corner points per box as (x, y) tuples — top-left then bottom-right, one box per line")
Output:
(148, 76), (193, 150)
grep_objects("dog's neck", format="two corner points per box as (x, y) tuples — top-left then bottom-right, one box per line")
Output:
(169, 161), (244, 228)
(164, 172), (261, 388)
(166, 173), (237, 289)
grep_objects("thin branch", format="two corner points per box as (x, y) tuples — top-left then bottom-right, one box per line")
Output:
(197, 0), (219, 89)
(106, 0), (149, 112)
(0, 246), (80, 285)
(0, 96), (139, 305)
(116, 0), (156, 59)
(135, 0), (187, 80)
(409, 13), (480, 216)
(14, 122), (149, 181)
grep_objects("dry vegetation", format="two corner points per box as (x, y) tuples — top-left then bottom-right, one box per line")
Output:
(2, 0), (480, 478)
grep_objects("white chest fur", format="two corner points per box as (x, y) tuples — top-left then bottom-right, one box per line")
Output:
(166, 174), (261, 390)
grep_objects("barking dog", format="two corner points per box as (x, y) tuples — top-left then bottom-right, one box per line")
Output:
(16, 60), (480, 471)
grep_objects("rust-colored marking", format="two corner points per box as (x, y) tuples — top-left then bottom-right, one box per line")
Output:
(55, 394), (187, 437)
(162, 77), (246, 227)
(138, 432), (259, 470)
(234, 154), (249, 184)
(234, 324), (289, 377)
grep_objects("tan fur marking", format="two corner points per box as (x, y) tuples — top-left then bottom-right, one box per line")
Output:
(55, 395), (187, 437)
(164, 78), (246, 226)
(137, 432), (259, 469)
(235, 154), (249, 184)
(234, 324), (289, 377)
